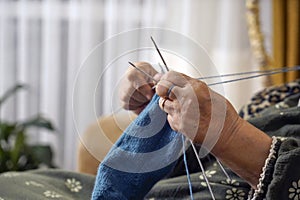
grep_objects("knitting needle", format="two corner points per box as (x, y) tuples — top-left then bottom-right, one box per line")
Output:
(129, 63), (300, 90)
(190, 140), (216, 200)
(158, 62), (165, 74)
(128, 62), (158, 84)
(150, 38), (217, 199)
(198, 65), (300, 80)
(150, 36), (170, 72)
(207, 66), (300, 86)
(127, 51), (299, 199)
(130, 62), (300, 83)
(150, 38), (231, 188)
(216, 158), (231, 180)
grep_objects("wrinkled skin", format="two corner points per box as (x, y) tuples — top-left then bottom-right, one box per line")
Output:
(155, 71), (243, 146)
(119, 62), (159, 115)
(119, 62), (242, 149)
(119, 62), (273, 188)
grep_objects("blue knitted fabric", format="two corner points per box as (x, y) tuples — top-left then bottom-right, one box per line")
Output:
(92, 94), (183, 199)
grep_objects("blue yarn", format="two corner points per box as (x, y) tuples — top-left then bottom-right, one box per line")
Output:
(92, 94), (184, 199)
(182, 135), (194, 200)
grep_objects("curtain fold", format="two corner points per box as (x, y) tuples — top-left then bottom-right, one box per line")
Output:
(286, 0), (300, 81)
(272, 0), (300, 84)
(0, 0), (257, 170)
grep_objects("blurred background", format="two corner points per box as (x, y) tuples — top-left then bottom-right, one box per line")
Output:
(0, 0), (273, 170)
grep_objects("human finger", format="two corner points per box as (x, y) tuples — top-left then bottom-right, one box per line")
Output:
(126, 72), (155, 101)
(158, 98), (181, 117)
(128, 62), (158, 82)
(121, 97), (147, 110)
(119, 86), (148, 103)
(160, 71), (189, 87)
(156, 80), (182, 100)
(136, 84), (155, 101)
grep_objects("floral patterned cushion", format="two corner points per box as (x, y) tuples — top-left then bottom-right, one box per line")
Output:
(239, 79), (300, 119)
(0, 169), (95, 200)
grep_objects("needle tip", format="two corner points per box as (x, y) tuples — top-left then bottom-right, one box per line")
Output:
(128, 61), (135, 67)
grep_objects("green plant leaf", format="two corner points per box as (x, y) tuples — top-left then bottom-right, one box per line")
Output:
(0, 143), (10, 172)
(0, 84), (56, 172)
(10, 130), (26, 170)
(20, 115), (55, 131)
(0, 84), (26, 107)
(0, 122), (17, 141)
(29, 145), (55, 168)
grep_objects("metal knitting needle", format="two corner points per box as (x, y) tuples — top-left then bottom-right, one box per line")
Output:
(129, 63), (300, 86)
(150, 36), (170, 72)
(216, 158), (231, 180)
(190, 140), (216, 200)
(207, 65), (300, 86)
(158, 62), (165, 74)
(151, 38), (216, 199)
(129, 63), (300, 90)
(128, 62), (158, 84)
(198, 65), (300, 80)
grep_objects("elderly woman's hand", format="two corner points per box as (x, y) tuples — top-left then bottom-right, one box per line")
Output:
(155, 71), (273, 188)
(119, 62), (160, 115)
(155, 71), (242, 150)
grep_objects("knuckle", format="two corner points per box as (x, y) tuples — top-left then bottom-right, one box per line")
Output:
(136, 61), (151, 69)
(164, 71), (176, 80)
(133, 62), (156, 75)
(135, 61), (150, 66)
(169, 70), (179, 76)
(194, 79), (208, 91)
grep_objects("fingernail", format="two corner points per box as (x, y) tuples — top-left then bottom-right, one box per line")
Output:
(146, 94), (153, 100)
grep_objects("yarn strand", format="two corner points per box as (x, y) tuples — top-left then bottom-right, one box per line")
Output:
(182, 136), (195, 200)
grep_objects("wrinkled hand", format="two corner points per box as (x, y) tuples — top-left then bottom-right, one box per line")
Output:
(119, 62), (160, 115)
(156, 71), (243, 152)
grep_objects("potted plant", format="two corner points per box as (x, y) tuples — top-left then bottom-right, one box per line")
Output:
(0, 84), (56, 172)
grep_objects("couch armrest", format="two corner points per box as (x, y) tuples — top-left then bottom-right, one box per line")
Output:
(77, 112), (136, 175)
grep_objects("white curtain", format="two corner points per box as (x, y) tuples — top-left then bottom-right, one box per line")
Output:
(0, 0), (271, 170)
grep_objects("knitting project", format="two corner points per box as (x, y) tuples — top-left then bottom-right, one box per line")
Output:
(92, 94), (184, 199)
